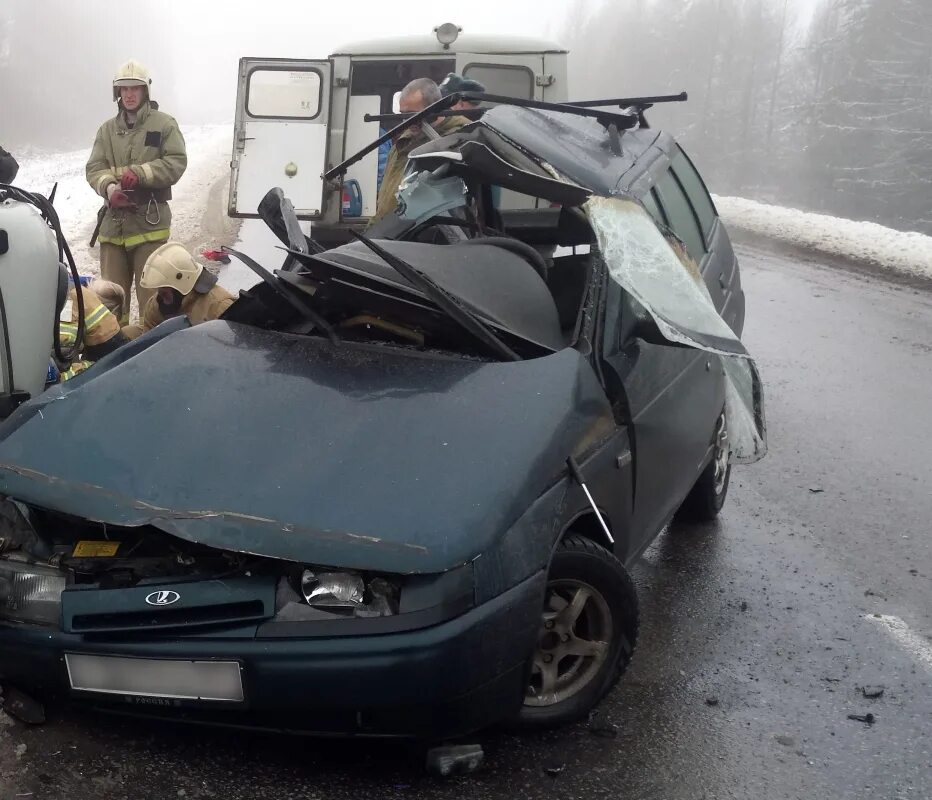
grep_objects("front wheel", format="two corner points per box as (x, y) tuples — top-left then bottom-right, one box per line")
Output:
(513, 535), (639, 729)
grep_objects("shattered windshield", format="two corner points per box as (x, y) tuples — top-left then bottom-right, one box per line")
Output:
(587, 196), (767, 463)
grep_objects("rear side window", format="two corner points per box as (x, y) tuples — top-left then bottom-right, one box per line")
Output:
(655, 170), (706, 265)
(463, 64), (534, 99)
(640, 188), (667, 227)
(671, 146), (717, 239)
(246, 68), (322, 119)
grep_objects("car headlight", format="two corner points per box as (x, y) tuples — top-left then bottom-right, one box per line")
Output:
(274, 569), (401, 622)
(271, 564), (475, 625)
(0, 561), (66, 626)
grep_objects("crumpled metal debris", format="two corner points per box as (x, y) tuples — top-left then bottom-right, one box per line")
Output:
(425, 744), (484, 777)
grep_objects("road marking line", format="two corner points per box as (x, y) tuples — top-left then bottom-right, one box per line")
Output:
(864, 614), (932, 672)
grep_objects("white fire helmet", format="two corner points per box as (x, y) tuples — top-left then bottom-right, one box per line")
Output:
(112, 59), (152, 102)
(139, 242), (203, 296)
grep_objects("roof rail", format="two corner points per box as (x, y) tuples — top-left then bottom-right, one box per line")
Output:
(325, 91), (687, 181)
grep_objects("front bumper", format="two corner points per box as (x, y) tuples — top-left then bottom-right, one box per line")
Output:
(0, 571), (545, 738)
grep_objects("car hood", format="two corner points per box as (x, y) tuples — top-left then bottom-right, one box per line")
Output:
(0, 322), (615, 573)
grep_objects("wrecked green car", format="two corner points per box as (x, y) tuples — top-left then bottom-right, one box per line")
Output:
(0, 94), (764, 738)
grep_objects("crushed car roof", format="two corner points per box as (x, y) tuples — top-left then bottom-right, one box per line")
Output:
(295, 238), (564, 352)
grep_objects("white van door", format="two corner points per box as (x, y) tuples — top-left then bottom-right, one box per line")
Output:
(454, 54), (546, 210)
(230, 58), (332, 219)
(453, 54), (545, 102)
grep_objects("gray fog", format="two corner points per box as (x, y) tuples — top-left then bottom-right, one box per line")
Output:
(1, 0), (928, 233)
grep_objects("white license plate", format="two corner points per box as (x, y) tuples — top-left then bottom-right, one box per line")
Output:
(65, 654), (244, 702)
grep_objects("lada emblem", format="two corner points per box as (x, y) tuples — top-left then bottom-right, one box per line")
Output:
(145, 590), (181, 606)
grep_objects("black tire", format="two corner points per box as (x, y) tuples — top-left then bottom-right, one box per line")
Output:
(676, 411), (731, 522)
(513, 535), (639, 729)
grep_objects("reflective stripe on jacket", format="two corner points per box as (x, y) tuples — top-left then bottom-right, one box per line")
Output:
(86, 102), (186, 247)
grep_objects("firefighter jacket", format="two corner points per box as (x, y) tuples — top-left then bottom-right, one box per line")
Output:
(58, 286), (125, 380)
(373, 114), (470, 223)
(85, 101), (187, 249)
(123, 284), (236, 340)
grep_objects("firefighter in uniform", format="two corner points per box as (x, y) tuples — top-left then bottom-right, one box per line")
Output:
(58, 279), (127, 380)
(122, 242), (236, 339)
(86, 60), (187, 323)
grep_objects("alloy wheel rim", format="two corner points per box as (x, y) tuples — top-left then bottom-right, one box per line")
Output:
(712, 413), (730, 495)
(524, 578), (612, 707)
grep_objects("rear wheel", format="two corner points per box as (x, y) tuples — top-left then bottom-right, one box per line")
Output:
(514, 535), (639, 728)
(676, 411), (731, 522)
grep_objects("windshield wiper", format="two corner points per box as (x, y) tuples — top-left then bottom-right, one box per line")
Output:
(348, 231), (520, 362)
(221, 245), (338, 343)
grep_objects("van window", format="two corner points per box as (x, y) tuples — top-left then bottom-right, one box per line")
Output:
(246, 68), (322, 119)
(351, 59), (455, 114)
(462, 64), (534, 100)
(655, 170), (706, 264)
(671, 147), (717, 240)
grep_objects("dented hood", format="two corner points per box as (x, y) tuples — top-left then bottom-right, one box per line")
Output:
(0, 322), (614, 573)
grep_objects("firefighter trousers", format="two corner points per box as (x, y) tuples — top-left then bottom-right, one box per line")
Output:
(100, 240), (163, 324)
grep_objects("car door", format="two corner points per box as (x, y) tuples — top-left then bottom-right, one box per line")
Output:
(599, 276), (724, 553)
(230, 58), (332, 219)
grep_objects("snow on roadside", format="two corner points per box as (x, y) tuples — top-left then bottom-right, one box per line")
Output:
(714, 195), (932, 281)
(13, 124), (236, 279)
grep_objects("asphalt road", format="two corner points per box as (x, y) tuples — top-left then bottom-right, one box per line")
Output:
(1, 242), (929, 800)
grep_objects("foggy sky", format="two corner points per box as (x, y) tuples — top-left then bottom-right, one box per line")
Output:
(2, 0), (820, 138)
(148, 0), (566, 123)
(4, 0), (816, 127)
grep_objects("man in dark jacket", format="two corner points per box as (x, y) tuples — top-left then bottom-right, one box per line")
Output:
(0, 146), (18, 184)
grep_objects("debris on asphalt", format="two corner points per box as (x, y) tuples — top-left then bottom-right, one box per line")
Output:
(705, 696), (720, 706)
(425, 744), (484, 777)
(861, 686), (885, 699)
(2, 686), (45, 725)
(13, 742), (26, 759)
(847, 713), (876, 725)
(544, 764), (566, 777)
(808, 487), (824, 493)
(588, 713), (619, 739)
(740, 601), (749, 612)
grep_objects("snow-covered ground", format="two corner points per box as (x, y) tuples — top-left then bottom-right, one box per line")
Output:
(13, 124), (237, 283)
(714, 195), (932, 281)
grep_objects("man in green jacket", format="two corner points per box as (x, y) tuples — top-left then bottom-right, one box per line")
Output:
(86, 60), (187, 322)
(372, 78), (469, 224)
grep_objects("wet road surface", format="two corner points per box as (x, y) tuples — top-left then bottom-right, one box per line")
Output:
(1, 242), (929, 799)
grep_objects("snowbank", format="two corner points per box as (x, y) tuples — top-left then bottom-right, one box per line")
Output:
(13, 124), (236, 278)
(714, 195), (932, 281)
